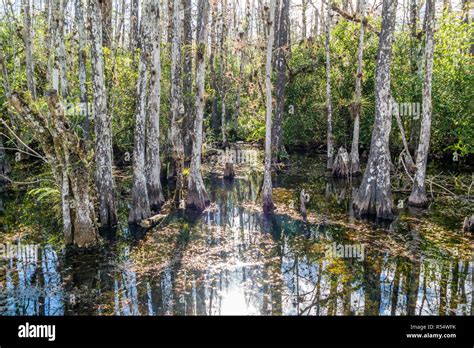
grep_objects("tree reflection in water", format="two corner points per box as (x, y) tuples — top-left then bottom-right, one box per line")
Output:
(0, 156), (472, 316)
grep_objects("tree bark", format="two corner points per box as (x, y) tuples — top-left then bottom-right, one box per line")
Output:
(324, 0), (334, 170)
(130, 0), (139, 51)
(187, 0), (210, 211)
(146, 0), (165, 212)
(89, 0), (118, 230)
(271, 0), (289, 164)
(129, 0), (152, 223)
(52, 0), (69, 99)
(100, 0), (112, 48)
(353, 0), (397, 221)
(408, 0), (435, 207)
(209, 2), (220, 136)
(219, 0), (228, 145)
(182, 0), (193, 158)
(76, 0), (90, 139)
(349, 0), (364, 175)
(235, 0), (251, 129)
(170, 0), (185, 204)
(262, 0), (276, 213)
(22, 0), (36, 100)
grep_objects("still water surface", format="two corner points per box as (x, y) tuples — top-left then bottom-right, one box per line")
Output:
(0, 154), (472, 315)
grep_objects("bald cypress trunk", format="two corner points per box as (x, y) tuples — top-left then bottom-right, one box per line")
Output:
(219, 0), (228, 145)
(209, 2), (220, 136)
(22, 0), (36, 100)
(129, 0), (152, 223)
(187, 0), (210, 211)
(182, 0), (193, 158)
(262, 0), (276, 213)
(89, 0), (118, 230)
(130, 0), (139, 51)
(146, 0), (165, 212)
(408, 0), (435, 207)
(324, 0), (334, 170)
(76, 0), (89, 139)
(349, 0), (365, 176)
(271, 0), (289, 164)
(100, 0), (112, 48)
(235, 0), (251, 129)
(170, 0), (185, 204)
(353, 0), (397, 220)
(52, 0), (68, 99)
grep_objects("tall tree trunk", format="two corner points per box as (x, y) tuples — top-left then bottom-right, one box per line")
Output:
(324, 0), (334, 170)
(187, 0), (210, 211)
(271, 0), (289, 164)
(52, 0), (69, 99)
(349, 0), (365, 175)
(219, 0), (228, 145)
(146, 0), (165, 212)
(182, 0), (193, 158)
(129, 0), (152, 223)
(22, 0), (36, 100)
(408, 0), (435, 207)
(170, 0), (185, 204)
(76, 0), (90, 139)
(89, 0), (118, 230)
(391, 96), (415, 172)
(101, 0), (112, 48)
(302, 0), (307, 39)
(262, 0), (276, 213)
(130, 0), (139, 51)
(209, 2), (220, 136)
(353, 0), (397, 220)
(235, 0), (251, 130)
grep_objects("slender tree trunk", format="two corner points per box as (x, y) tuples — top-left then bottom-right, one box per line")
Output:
(89, 0), (118, 230)
(130, 0), (139, 51)
(349, 0), (365, 175)
(170, 0), (185, 204)
(182, 0), (193, 158)
(101, 0), (112, 48)
(391, 96), (415, 172)
(187, 0), (210, 211)
(76, 0), (89, 139)
(235, 0), (251, 131)
(262, 0), (276, 213)
(22, 0), (36, 100)
(302, 0), (307, 39)
(209, 2), (220, 136)
(353, 0), (397, 220)
(324, 0), (334, 170)
(219, 0), (228, 145)
(146, 0), (165, 212)
(271, 0), (289, 164)
(129, 0), (152, 223)
(53, 0), (69, 99)
(408, 0), (435, 207)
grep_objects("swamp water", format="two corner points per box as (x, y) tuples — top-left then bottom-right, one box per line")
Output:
(0, 154), (472, 315)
